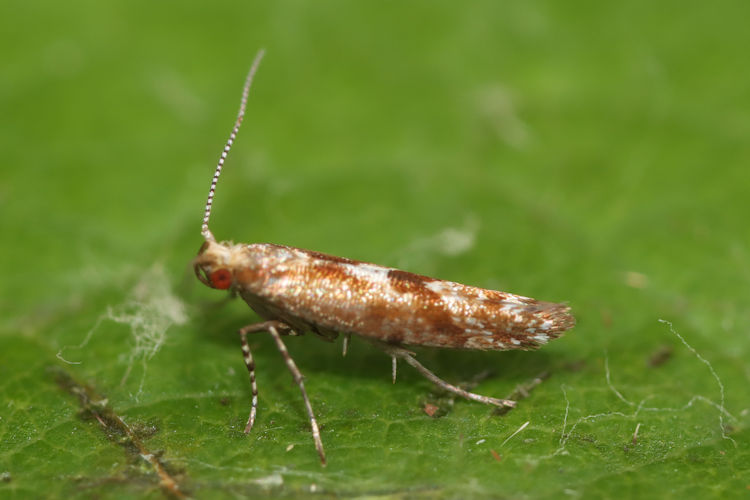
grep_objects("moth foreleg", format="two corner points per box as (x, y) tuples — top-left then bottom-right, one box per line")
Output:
(376, 343), (516, 409)
(237, 321), (327, 465)
(237, 329), (259, 433)
(237, 321), (294, 433)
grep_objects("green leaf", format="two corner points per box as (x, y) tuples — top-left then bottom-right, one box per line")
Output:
(2, 1), (748, 498)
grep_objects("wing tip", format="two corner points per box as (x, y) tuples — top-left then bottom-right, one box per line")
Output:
(522, 301), (575, 348)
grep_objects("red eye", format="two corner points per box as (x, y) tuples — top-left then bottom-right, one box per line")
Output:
(210, 269), (233, 289)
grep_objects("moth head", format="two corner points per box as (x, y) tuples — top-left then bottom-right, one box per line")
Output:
(194, 240), (235, 290)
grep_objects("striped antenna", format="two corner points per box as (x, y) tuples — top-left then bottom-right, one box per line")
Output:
(201, 49), (266, 242)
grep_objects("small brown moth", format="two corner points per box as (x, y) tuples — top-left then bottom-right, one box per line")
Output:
(193, 50), (575, 465)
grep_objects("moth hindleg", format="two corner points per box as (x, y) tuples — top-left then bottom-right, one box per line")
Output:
(375, 342), (516, 409)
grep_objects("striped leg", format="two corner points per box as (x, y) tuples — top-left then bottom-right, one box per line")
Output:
(267, 325), (327, 466)
(238, 330), (258, 433)
(237, 321), (292, 433)
(376, 343), (516, 409)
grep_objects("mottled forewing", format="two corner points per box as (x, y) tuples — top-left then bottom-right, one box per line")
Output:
(236, 244), (575, 350)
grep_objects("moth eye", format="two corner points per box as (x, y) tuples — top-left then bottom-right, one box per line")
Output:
(210, 269), (233, 290)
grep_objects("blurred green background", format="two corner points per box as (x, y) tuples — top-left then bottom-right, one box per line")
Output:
(1, 1), (748, 498)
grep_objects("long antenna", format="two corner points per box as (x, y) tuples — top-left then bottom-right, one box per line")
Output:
(201, 49), (266, 242)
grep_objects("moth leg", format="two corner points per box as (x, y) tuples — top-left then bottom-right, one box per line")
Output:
(237, 321), (294, 433)
(342, 334), (351, 357)
(237, 329), (259, 433)
(267, 324), (327, 467)
(377, 343), (516, 409)
(392, 356), (397, 384)
(240, 320), (294, 335)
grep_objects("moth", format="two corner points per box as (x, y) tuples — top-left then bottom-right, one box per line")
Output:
(193, 50), (575, 465)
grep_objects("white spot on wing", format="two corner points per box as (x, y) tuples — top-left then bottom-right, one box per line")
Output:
(345, 262), (390, 284)
(533, 334), (549, 344)
(426, 281), (450, 294)
(501, 303), (521, 313)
